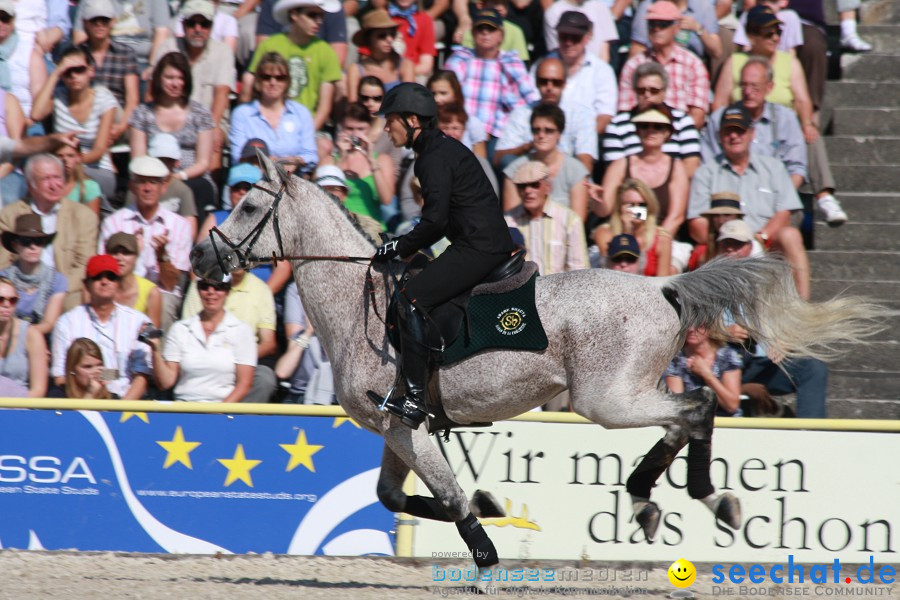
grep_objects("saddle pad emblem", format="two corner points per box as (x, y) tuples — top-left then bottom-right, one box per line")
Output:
(496, 308), (526, 335)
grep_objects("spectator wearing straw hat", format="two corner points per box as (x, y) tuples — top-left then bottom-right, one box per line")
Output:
(688, 191), (764, 270)
(504, 161), (588, 276)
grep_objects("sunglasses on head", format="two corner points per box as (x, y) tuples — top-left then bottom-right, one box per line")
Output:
(537, 77), (564, 88)
(0, 12), (12, 24)
(636, 85), (663, 96)
(198, 280), (231, 292)
(260, 73), (289, 82)
(15, 235), (50, 247)
(360, 94), (384, 103)
(88, 16), (111, 26)
(0, 295), (18, 306)
(636, 122), (670, 132)
(531, 126), (558, 135)
(185, 17), (213, 29)
(89, 271), (120, 282)
(648, 19), (677, 30)
(63, 65), (89, 78)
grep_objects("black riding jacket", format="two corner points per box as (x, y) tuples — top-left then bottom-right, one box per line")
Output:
(395, 128), (514, 259)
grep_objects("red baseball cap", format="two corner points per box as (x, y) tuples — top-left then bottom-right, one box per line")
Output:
(86, 254), (121, 278)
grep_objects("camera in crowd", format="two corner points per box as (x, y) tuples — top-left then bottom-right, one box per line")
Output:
(629, 206), (647, 221)
(138, 326), (164, 345)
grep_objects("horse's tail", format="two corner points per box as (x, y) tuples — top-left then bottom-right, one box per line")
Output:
(660, 254), (889, 361)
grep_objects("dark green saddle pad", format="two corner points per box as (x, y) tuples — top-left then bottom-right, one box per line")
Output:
(440, 266), (548, 365)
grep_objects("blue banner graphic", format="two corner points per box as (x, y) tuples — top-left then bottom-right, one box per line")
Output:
(0, 409), (394, 555)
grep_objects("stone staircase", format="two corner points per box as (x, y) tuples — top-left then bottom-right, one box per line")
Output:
(809, 1), (900, 419)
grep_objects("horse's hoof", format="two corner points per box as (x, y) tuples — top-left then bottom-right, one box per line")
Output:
(635, 501), (661, 542)
(469, 490), (505, 519)
(715, 492), (742, 530)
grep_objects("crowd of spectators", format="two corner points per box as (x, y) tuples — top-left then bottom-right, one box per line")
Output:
(0, 0), (865, 416)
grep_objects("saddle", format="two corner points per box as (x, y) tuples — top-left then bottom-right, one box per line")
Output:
(381, 250), (549, 435)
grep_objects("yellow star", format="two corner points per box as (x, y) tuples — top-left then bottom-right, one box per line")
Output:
(218, 444), (262, 487)
(120, 412), (149, 423)
(332, 417), (360, 429)
(280, 430), (323, 473)
(156, 426), (201, 469)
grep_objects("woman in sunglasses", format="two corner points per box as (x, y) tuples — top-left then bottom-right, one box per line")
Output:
(596, 104), (688, 241)
(147, 276), (257, 403)
(0, 276), (49, 397)
(230, 52), (318, 176)
(501, 103), (589, 222)
(593, 178), (673, 277)
(31, 46), (118, 199)
(347, 9), (414, 103)
(0, 214), (68, 336)
(713, 5), (816, 145)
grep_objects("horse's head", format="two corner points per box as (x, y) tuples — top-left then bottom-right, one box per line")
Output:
(191, 151), (290, 281)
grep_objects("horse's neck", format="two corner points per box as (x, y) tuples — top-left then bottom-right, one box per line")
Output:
(289, 194), (375, 359)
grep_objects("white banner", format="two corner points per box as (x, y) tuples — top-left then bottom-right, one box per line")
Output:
(412, 422), (899, 563)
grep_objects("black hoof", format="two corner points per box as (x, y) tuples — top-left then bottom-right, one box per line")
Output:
(715, 493), (742, 530)
(635, 501), (661, 542)
(469, 490), (505, 519)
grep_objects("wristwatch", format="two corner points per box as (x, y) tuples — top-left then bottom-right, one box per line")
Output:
(697, 25), (706, 36)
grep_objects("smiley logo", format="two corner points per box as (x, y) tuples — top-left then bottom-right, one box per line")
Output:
(667, 559), (696, 588)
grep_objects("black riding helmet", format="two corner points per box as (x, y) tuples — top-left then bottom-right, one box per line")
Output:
(376, 83), (438, 148)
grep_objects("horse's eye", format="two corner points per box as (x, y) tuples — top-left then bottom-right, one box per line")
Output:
(241, 202), (257, 215)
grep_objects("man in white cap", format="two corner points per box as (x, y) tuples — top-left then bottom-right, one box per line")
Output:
(101, 156), (193, 329)
(503, 160), (588, 276)
(241, 0), (342, 130)
(152, 0), (236, 171)
(72, 0), (170, 80)
(125, 134), (199, 239)
(76, 0), (139, 144)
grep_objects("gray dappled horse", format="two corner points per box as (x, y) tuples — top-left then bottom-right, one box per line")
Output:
(191, 154), (883, 572)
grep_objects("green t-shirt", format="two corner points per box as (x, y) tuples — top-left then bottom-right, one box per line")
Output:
(65, 179), (103, 204)
(248, 34), (342, 113)
(344, 173), (386, 231)
(461, 20), (530, 61)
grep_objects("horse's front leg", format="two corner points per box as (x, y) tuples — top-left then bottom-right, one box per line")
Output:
(382, 424), (500, 573)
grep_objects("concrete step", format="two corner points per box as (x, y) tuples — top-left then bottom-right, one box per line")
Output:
(830, 164), (900, 192)
(813, 222), (900, 251)
(827, 397), (900, 420)
(828, 341), (900, 372)
(825, 136), (900, 164)
(828, 370), (900, 403)
(811, 279), (900, 308)
(831, 108), (900, 135)
(825, 81), (900, 107)
(820, 193), (900, 222)
(841, 54), (900, 81)
(808, 251), (900, 280)
(851, 26), (900, 53)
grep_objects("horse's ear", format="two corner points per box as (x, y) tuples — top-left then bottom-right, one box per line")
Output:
(257, 149), (281, 183)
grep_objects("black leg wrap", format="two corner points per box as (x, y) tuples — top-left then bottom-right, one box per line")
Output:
(404, 496), (454, 522)
(626, 439), (678, 499)
(456, 513), (499, 568)
(686, 439), (715, 499)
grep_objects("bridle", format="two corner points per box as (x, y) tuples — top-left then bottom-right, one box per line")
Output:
(207, 181), (373, 273)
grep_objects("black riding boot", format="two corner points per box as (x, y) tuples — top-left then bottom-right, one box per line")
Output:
(370, 304), (431, 429)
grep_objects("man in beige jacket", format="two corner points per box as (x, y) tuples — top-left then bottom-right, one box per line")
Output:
(0, 154), (99, 310)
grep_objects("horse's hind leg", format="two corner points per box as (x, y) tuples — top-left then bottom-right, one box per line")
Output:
(381, 426), (500, 569)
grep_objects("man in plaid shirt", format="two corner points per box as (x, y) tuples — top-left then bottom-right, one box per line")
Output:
(617, 0), (710, 130)
(444, 8), (539, 144)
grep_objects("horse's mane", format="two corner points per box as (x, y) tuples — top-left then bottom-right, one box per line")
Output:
(292, 176), (380, 247)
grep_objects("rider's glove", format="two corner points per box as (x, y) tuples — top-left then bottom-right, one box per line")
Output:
(373, 239), (400, 262)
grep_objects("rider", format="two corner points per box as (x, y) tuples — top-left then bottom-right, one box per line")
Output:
(371, 83), (515, 428)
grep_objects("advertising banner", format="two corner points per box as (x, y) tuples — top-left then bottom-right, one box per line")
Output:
(412, 422), (899, 564)
(0, 409), (393, 556)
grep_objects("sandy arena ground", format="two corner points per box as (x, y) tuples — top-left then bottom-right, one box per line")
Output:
(1, 552), (897, 599)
